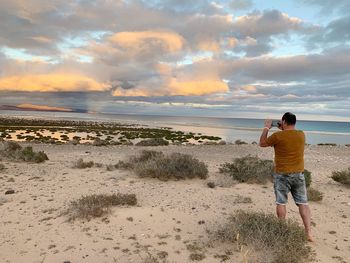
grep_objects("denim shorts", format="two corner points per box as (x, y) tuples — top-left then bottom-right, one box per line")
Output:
(273, 172), (308, 205)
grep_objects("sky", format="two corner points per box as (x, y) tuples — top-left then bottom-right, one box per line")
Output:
(0, 0), (349, 121)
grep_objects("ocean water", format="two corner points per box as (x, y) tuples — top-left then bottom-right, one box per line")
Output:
(1, 110), (350, 145)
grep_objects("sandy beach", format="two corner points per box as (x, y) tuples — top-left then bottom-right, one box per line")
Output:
(0, 143), (349, 263)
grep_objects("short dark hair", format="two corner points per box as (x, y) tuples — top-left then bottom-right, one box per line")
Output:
(282, 112), (296, 125)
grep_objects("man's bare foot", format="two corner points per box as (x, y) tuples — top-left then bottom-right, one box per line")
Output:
(306, 233), (314, 242)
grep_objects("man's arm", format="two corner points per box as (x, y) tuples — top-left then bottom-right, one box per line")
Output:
(259, 119), (272, 147)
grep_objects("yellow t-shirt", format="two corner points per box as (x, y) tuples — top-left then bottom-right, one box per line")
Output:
(266, 130), (305, 173)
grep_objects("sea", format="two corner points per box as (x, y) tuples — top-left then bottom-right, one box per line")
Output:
(1, 110), (350, 145)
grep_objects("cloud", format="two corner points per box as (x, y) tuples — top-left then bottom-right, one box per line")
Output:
(167, 78), (229, 95)
(233, 10), (302, 38)
(113, 77), (229, 97)
(299, 0), (350, 15)
(306, 15), (350, 49)
(109, 31), (185, 53)
(227, 10), (310, 56)
(229, 0), (253, 11)
(16, 103), (73, 112)
(0, 73), (109, 92)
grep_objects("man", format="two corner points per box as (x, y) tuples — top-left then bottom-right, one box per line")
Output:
(259, 112), (313, 242)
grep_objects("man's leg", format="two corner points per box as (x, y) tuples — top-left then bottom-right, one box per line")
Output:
(276, 204), (286, 219)
(298, 204), (314, 242)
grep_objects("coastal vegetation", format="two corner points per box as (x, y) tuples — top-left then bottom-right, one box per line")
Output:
(0, 117), (221, 146)
(213, 211), (311, 263)
(0, 141), (48, 163)
(112, 150), (208, 181)
(331, 167), (350, 186)
(73, 158), (103, 169)
(65, 193), (137, 221)
(303, 170), (323, 202)
(219, 155), (274, 184)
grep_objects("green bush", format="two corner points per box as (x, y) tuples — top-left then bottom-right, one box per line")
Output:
(118, 150), (208, 181)
(219, 155), (273, 184)
(304, 169), (312, 188)
(331, 167), (350, 186)
(215, 211), (310, 263)
(136, 138), (169, 146)
(66, 193), (137, 220)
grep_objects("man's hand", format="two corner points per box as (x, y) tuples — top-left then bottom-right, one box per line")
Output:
(264, 119), (272, 129)
(259, 119), (272, 147)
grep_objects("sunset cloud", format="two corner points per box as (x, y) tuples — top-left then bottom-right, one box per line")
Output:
(0, 73), (109, 92)
(0, 0), (349, 120)
(113, 78), (229, 97)
(109, 31), (185, 53)
(16, 103), (73, 112)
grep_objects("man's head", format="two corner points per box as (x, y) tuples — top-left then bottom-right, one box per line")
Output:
(281, 112), (296, 129)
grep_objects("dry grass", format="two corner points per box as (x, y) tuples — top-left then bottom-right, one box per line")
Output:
(66, 193), (137, 220)
(73, 158), (102, 169)
(116, 150), (208, 181)
(331, 167), (350, 187)
(0, 141), (48, 163)
(136, 138), (169, 146)
(107, 160), (134, 171)
(234, 195), (252, 204)
(214, 210), (310, 263)
(307, 187), (323, 202)
(219, 155), (274, 184)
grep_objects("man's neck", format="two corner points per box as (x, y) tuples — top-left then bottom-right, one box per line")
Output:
(283, 125), (295, 131)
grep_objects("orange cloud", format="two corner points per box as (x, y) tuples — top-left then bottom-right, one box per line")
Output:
(241, 85), (257, 92)
(197, 40), (220, 52)
(0, 73), (109, 92)
(168, 79), (229, 96)
(112, 78), (229, 97)
(16, 104), (73, 112)
(109, 31), (185, 52)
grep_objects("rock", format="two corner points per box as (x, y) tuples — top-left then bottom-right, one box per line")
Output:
(5, 190), (15, 195)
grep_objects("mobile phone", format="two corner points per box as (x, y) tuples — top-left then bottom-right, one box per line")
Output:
(271, 120), (281, 128)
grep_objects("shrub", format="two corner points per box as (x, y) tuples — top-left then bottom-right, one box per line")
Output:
(73, 158), (95, 169)
(207, 182), (216, 188)
(215, 211), (310, 263)
(0, 142), (48, 163)
(331, 167), (350, 186)
(107, 160), (134, 171)
(16, 147), (49, 163)
(0, 163), (5, 171)
(118, 150), (208, 181)
(136, 138), (169, 146)
(66, 193), (137, 220)
(307, 188), (323, 202)
(93, 137), (106, 146)
(3, 141), (22, 153)
(234, 139), (247, 145)
(304, 169), (312, 188)
(134, 151), (208, 181)
(219, 156), (273, 184)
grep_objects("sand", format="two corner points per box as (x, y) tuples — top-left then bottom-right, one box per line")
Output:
(0, 143), (349, 263)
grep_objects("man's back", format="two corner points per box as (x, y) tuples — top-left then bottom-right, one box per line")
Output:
(266, 130), (305, 173)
